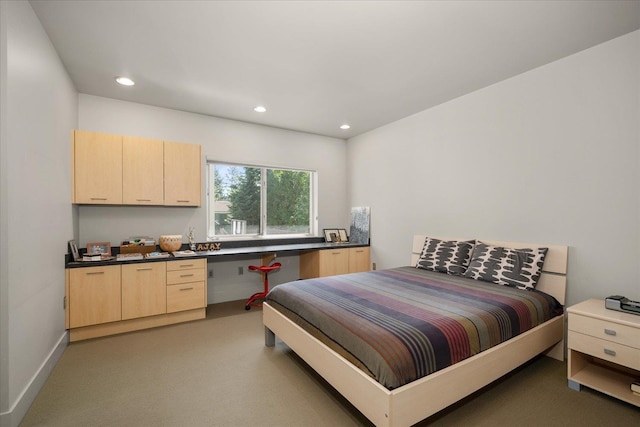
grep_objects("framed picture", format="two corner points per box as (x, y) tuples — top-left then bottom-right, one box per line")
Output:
(68, 240), (79, 261)
(323, 228), (340, 243)
(338, 229), (349, 243)
(86, 241), (111, 255)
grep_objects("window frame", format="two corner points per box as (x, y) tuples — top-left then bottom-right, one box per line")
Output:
(206, 160), (318, 240)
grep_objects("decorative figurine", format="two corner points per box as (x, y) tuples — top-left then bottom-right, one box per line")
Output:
(188, 227), (196, 251)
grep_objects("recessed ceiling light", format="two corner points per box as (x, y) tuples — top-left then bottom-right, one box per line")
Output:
(340, 124), (351, 130)
(115, 76), (135, 86)
(254, 106), (266, 113)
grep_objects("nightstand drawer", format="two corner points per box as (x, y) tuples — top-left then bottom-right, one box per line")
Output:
(569, 313), (640, 349)
(167, 281), (205, 313)
(167, 268), (206, 285)
(166, 258), (206, 271)
(568, 331), (640, 370)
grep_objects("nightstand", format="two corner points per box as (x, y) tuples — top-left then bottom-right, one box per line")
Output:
(567, 298), (640, 406)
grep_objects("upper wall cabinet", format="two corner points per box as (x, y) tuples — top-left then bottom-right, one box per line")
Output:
(164, 140), (202, 206)
(72, 130), (202, 206)
(123, 136), (164, 205)
(72, 130), (123, 204)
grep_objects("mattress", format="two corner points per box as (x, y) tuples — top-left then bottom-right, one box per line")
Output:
(266, 266), (562, 390)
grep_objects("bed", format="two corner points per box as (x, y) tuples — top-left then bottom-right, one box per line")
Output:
(263, 236), (568, 426)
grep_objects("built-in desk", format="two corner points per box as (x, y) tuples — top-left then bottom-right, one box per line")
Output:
(64, 238), (370, 341)
(200, 241), (370, 278)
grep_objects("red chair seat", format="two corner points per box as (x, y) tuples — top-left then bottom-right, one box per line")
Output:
(245, 262), (281, 310)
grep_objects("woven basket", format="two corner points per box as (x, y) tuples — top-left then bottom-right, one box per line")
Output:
(159, 235), (182, 252)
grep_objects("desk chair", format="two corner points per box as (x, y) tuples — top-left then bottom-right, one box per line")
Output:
(245, 261), (281, 310)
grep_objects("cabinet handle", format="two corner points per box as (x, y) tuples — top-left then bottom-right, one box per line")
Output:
(176, 200), (190, 203)
(136, 199), (151, 202)
(604, 328), (616, 336)
(355, 250), (364, 253)
(180, 264), (194, 268)
(604, 348), (616, 356)
(90, 197), (107, 201)
(86, 271), (104, 275)
(180, 274), (194, 278)
(332, 252), (341, 255)
(180, 287), (194, 291)
(136, 267), (153, 271)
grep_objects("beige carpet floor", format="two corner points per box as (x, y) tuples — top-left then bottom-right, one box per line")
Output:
(20, 301), (639, 426)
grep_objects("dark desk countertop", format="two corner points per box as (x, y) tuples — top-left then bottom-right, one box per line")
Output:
(65, 241), (369, 269)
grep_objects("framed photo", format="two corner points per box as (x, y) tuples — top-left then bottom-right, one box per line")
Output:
(86, 241), (111, 256)
(338, 229), (349, 243)
(323, 228), (340, 243)
(68, 240), (79, 261)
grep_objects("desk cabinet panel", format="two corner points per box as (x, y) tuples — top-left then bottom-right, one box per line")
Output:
(318, 249), (350, 277)
(121, 262), (166, 320)
(300, 247), (370, 279)
(349, 247), (371, 273)
(69, 265), (121, 328)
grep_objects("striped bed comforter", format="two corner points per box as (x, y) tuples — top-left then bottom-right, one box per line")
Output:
(266, 266), (562, 390)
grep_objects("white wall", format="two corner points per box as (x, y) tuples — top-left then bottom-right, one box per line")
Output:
(77, 95), (348, 302)
(0, 1), (77, 426)
(348, 30), (640, 308)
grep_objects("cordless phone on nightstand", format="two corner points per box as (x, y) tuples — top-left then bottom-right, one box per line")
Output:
(605, 295), (640, 315)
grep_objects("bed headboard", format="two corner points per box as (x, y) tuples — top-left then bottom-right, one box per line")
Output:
(411, 235), (568, 305)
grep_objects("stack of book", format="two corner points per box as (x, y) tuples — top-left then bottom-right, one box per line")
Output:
(172, 250), (197, 257)
(82, 253), (114, 262)
(145, 252), (170, 259)
(116, 253), (143, 261)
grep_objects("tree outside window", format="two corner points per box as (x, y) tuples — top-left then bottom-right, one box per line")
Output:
(208, 163), (314, 238)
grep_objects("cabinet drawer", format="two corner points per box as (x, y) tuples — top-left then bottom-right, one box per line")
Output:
(167, 281), (205, 313)
(167, 268), (206, 285)
(568, 331), (640, 370)
(569, 313), (640, 349)
(166, 258), (206, 271)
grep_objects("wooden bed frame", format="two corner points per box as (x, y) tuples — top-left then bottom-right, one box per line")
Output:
(263, 236), (568, 427)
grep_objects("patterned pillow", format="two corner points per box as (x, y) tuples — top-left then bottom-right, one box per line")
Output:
(463, 242), (548, 290)
(416, 237), (475, 276)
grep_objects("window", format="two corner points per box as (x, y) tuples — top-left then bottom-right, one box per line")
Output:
(208, 162), (316, 239)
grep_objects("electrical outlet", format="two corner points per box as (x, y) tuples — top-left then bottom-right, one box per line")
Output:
(208, 269), (213, 278)
(238, 266), (243, 275)
(372, 262), (377, 271)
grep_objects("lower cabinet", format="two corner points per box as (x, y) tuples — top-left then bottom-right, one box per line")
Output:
(121, 262), (167, 320)
(166, 259), (207, 313)
(66, 258), (207, 341)
(69, 265), (121, 328)
(300, 247), (370, 279)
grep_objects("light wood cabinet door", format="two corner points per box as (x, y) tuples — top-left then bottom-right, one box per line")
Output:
(164, 140), (201, 206)
(69, 265), (121, 328)
(73, 130), (122, 204)
(349, 247), (370, 273)
(123, 136), (164, 205)
(318, 249), (350, 277)
(121, 262), (166, 320)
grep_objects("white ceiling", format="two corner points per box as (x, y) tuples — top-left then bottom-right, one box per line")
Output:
(30, 1), (640, 139)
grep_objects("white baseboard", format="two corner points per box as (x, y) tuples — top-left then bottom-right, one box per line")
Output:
(0, 331), (68, 427)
